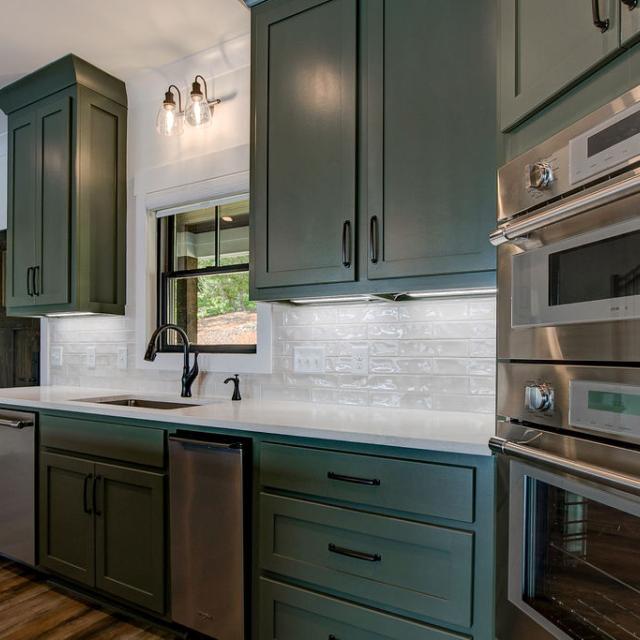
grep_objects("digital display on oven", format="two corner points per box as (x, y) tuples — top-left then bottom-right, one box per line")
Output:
(587, 108), (640, 157)
(588, 390), (640, 416)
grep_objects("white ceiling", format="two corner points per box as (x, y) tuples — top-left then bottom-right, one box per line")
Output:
(0, 0), (250, 89)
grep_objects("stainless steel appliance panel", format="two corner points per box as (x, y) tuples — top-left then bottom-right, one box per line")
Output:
(169, 433), (247, 640)
(0, 410), (36, 566)
(498, 84), (640, 222)
(497, 362), (640, 445)
(494, 422), (640, 640)
(497, 188), (640, 362)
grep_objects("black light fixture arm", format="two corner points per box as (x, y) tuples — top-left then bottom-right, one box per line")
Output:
(166, 84), (184, 113)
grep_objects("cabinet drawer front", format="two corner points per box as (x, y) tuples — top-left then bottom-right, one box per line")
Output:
(260, 578), (467, 640)
(260, 443), (474, 522)
(260, 494), (473, 627)
(40, 413), (165, 468)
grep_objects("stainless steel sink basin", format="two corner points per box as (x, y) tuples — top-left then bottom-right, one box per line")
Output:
(76, 396), (203, 410)
(98, 398), (200, 410)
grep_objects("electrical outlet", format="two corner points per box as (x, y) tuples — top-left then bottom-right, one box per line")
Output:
(117, 346), (128, 370)
(87, 346), (96, 370)
(351, 345), (369, 374)
(50, 346), (63, 368)
(293, 346), (326, 373)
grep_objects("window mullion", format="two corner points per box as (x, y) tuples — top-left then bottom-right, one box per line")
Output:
(215, 204), (221, 267)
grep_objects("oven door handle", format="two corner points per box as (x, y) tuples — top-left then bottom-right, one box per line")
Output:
(490, 170), (640, 246)
(489, 436), (640, 497)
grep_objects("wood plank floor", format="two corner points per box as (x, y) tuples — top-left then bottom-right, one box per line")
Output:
(0, 560), (182, 639)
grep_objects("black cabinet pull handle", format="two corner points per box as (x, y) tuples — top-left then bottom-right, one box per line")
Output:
(93, 476), (103, 516)
(591, 0), (609, 31)
(341, 220), (352, 268)
(329, 636), (339, 640)
(623, 0), (638, 8)
(369, 215), (379, 263)
(328, 543), (381, 563)
(83, 474), (93, 514)
(32, 266), (40, 296)
(327, 471), (380, 486)
(26, 267), (33, 297)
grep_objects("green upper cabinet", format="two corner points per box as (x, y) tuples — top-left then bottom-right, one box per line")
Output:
(499, 0), (621, 131)
(6, 109), (38, 308)
(251, 0), (497, 301)
(251, 0), (357, 289)
(364, 0), (496, 283)
(622, 1), (640, 46)
(0, 54), (127, 316)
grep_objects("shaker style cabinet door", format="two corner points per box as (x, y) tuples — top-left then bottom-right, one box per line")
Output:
(34, 94), (72, 306)
(94, 463), (166, 613)
(252, 0), (357, 289)
(365, 0), (496, 283)
(499, 0), (620, 130)
(621, 0), (640, 46)
(6, 109), (38, 308)
(39, 452), (95, 587)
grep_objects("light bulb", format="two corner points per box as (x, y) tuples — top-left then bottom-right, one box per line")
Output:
(156, 101), (184, 136)
(185, 94), (212, 128)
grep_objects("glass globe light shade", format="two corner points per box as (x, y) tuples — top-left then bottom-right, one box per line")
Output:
(185, 92), (212, 128)
(156, 101), (184, 136)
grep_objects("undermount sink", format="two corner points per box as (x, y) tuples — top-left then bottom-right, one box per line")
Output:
(76, 396), (203, 410)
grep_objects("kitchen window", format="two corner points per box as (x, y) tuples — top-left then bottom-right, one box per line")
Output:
(156, 197), (256, 354)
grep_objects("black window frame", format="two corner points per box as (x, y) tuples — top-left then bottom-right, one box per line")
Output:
(156, 201), (256, 355)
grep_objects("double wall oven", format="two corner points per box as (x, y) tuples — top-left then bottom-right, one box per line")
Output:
(493, 86), (640, 640)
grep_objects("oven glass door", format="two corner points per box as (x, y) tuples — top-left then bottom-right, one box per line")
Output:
(510, 461), (640, 640)
(511, 217), (640, 328)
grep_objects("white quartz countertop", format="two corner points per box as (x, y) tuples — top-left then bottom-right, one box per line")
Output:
(0, 386), (495, 455)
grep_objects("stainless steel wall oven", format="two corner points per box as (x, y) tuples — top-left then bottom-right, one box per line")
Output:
(493, 85), (640, 640)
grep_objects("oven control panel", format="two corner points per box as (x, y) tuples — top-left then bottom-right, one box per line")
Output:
(570, 380), (640, 437)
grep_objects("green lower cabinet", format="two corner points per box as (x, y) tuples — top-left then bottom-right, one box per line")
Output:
(38, 448), (166, 614)
(260, 493), (473, 627)
(260, 442), (475, 523)
(94, 463), (165, 613)
(260, 578), (467, 640)
(39, 452), (95, 587)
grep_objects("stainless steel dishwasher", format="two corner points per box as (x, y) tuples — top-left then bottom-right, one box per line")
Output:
(169, 431), (249, 640)
(0, 409), (36, 566)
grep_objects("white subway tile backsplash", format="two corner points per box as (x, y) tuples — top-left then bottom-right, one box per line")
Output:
(48, 297), (496, 416)
(397, 340), (469, 357)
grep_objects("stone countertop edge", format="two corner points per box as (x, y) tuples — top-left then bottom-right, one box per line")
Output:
(0, 386), (495, 456)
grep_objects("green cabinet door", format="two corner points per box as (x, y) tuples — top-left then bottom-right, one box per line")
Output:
(6, 108), (37, 308)
(621, 1), (640, 46)
(34, 94), (71, 306)
(94, 463), (165, 613)
(364, 0), (496, 283)
(499, 0), (620, 130)
(39, 452), (95, 587)
(252, 0), (357, 289)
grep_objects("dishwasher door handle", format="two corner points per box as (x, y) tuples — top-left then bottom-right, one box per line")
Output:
(0, 417), (34, 429)
(169, 435), (244, 452)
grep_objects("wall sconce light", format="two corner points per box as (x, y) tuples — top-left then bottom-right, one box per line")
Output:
(156, 75), (222, 137)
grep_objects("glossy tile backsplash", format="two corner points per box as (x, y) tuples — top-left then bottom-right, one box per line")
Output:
(48, 297), (496, 413)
